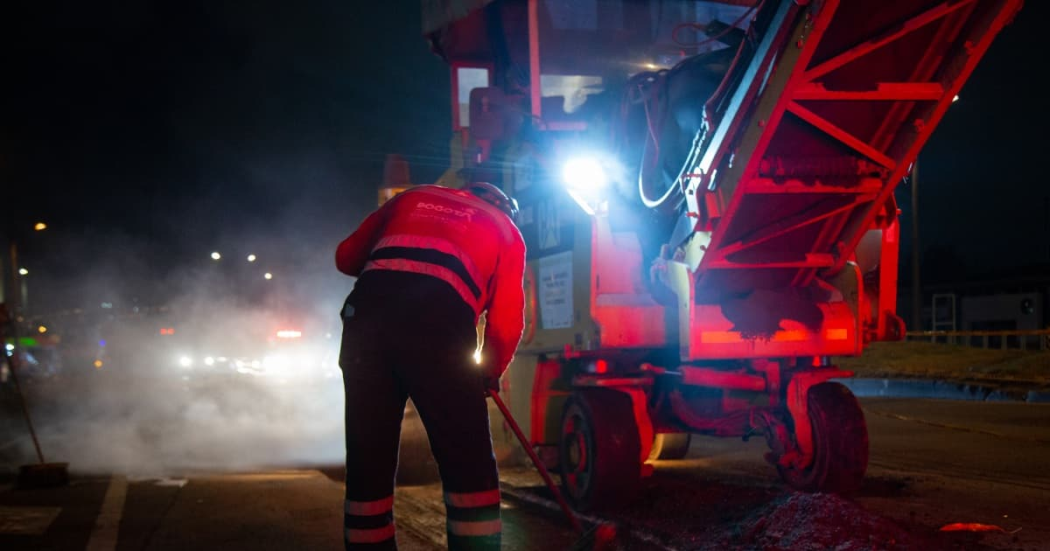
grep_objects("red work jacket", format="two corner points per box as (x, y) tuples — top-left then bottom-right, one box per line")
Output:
(336, 185), (526, 376)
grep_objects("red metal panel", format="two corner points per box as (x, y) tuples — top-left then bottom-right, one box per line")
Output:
(793, 82), (946, 101)
(529, 359), (565, 445)
(679, 366), (766, 392)
(684, 301), (859, 360)
(714, 194), (874, 260)
(784, 101), (897, 170)
(742, 177), (883, 195)
(691, 0), (1022, 282)
(592, 304), (668, 348)
(876, 208), (903, 341)
(676, 0), (1021, 350)
(708, 254), (835, 270)
(590, 217), (670, 349)
(833, 0), (1024, 273)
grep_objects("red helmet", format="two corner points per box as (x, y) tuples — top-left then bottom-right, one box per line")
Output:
(465, 181), (519, 221)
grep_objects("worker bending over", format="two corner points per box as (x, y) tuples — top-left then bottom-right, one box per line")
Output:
(335, 182), (526, 550)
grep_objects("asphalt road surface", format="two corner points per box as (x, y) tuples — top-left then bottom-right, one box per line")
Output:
(1, 390), (1048, 550)
(641, 398), (1050, 550)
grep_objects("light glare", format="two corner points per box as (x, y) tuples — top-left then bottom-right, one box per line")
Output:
(211, 251), (221, 260)
(562, 157), (608, 190)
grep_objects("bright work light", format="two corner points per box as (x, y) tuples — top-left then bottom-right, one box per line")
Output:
(562, 157), (608, 191)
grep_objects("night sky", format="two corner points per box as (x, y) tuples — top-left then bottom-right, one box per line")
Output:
(1, 1), (1046, 313)
(908, 0), (1048, 282)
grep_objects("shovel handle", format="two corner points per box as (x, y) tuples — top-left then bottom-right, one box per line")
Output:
(488, 389), (584, 533)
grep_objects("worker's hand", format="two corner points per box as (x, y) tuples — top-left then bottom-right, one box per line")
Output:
(483, 373), (501, 395)
(476, 353), (501, 394)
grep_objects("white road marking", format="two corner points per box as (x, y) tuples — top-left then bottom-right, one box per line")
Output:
(85, 475), (128, 551)
(154, 478), (188, 488)
(125, 476), (188, 488)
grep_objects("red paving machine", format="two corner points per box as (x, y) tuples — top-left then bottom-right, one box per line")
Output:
(421, 0), (1022, 510)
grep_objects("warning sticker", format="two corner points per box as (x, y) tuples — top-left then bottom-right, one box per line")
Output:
(538, 251), (573, 330)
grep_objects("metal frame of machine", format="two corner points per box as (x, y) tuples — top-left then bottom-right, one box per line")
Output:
(422, 0), (1022, 510)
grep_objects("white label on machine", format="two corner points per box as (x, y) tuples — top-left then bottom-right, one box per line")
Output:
(539, 251), (573, 330)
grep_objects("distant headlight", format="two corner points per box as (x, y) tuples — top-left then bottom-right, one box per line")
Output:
(204, 356), (215, 366)
(178, 356), (193, 368)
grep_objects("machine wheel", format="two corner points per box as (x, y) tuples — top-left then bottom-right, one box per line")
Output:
(777, 382), (868, 494)
(648, 433), (692, 461)
(559, 389), (642, 511)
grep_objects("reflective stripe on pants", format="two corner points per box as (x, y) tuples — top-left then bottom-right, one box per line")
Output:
(344, 496), (395, 549)
(345, 525), (396, 545)
(346, 496), (394, 516)
(445, 490), (501, 550)
(445, 489), (501, 508)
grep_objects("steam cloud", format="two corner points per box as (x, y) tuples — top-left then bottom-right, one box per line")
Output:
(2, 196), (360, 477)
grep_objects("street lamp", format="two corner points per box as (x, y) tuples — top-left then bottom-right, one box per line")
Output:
(6, 222), (47, 316)
(210, 252), (221, 261)
(247, 254), (257, 262)
(264, 272), (273, 280)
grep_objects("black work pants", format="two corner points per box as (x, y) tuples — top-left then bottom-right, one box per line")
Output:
(339, 271), (500, 551)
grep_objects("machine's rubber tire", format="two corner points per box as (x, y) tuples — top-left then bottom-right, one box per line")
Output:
(777, 382), (868, 494)
(559, 389), (642, 512)
(648, 433), (692, 461)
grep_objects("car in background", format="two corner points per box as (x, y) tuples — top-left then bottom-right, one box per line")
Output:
(156, 311), (340, 387)
(3, 333), (62, 383)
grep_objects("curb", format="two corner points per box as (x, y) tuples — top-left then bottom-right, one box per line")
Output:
(835, 378), (1050, 404)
